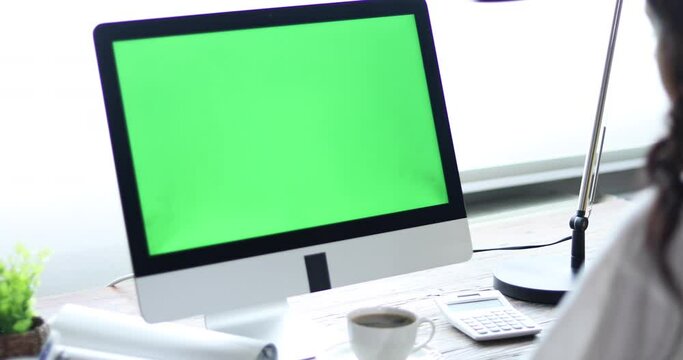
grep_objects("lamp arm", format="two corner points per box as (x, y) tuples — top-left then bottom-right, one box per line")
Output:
(571, 0), (624, 271)
(577, 0), (624, 213)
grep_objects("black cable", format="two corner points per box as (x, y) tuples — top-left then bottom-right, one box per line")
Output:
(473, 235), (572, 253)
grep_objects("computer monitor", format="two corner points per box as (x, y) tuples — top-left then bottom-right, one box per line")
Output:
(94, 0), (471, 345)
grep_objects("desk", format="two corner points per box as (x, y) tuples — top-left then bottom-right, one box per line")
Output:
(36, 196), (630, 359)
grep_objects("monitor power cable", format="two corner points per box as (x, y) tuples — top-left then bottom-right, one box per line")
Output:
(473, 235), (572, 253)
(106, 236), (574, 285)
(106, 273), (135, 287)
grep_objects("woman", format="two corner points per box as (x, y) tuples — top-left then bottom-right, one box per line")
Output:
(532, 0), (683, 359)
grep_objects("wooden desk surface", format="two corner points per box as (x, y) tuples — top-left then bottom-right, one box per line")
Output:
(36, 196), (631, 359)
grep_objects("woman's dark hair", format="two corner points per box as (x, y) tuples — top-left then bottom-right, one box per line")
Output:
(646, 4), (683, 357)
(646, 0), (683, 314)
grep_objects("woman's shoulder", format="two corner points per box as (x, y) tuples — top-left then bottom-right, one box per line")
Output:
(531, 188), (683, 360)
(602, 188), (683, 274)
(586, 188), (682, 334)
(599, 188), (657, 260)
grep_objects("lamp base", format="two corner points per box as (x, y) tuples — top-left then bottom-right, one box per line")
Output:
(493, 255), (583, 305)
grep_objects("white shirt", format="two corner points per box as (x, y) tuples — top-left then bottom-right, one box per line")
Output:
(532, 189), (683, 360)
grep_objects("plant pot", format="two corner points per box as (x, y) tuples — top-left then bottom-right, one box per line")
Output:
(0, 317), (50, 359)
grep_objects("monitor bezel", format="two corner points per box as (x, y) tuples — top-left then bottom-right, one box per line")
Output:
(94, 0), (466, 277)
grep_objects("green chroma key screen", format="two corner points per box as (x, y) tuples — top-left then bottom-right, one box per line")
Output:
(113, 14), (449, 256)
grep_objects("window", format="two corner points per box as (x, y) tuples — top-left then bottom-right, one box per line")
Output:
(0, 0), (667, 294)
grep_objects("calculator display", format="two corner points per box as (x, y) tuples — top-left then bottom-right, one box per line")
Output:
(448, 299), (503, 312)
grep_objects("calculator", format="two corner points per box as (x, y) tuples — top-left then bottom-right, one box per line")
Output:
(434, 290), (541, 341)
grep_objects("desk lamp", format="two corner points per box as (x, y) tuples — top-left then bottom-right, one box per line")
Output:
(488, 0), (624, 304)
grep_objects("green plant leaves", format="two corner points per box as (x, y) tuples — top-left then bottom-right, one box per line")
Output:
(0, 244), (49, 335)
(12, 318), (32, 333)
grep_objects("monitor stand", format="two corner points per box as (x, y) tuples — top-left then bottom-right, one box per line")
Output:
(205, 300), (321, 359)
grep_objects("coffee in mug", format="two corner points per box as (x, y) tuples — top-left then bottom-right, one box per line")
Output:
(347, 307), (435, 360)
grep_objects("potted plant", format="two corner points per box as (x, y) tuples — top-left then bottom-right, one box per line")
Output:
(0, 244), (50, 359)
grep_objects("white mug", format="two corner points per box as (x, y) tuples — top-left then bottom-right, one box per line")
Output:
(347, 307), (436, 360)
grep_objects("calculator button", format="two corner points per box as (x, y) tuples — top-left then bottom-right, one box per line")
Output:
(522, 323), (535, 328)
(511, 324), (523, 329)
(501, 326), (512, 331)
(477, 330), (488, 334)
(489, 328), (501, 332)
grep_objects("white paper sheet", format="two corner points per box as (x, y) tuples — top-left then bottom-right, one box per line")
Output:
(49, 304), (277, 360)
